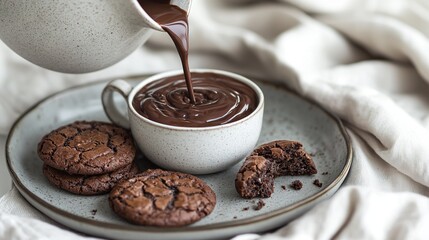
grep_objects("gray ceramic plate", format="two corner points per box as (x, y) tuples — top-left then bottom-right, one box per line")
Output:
(6, 75), (352, 240)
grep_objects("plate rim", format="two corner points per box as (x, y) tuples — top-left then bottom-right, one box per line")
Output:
(5, 73), (353, 233)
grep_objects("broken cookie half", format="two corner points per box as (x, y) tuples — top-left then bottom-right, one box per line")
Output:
(235, 140), (317, 199)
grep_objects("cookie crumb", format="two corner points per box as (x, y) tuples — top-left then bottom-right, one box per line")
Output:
(281, 185), (286, 190)
(313, 179), (323, 188)
(290, 180), (303, 190)
(254, 199), (265, 211)
(242, 207), (249, 211)
(322, 172), (329, 175)
(91, 209), (97, 216)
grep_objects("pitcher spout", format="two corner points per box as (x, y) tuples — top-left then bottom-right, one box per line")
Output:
(130, 0), (192, 32)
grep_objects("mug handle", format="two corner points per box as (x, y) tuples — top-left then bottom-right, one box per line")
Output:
(101, 79), (133, 129)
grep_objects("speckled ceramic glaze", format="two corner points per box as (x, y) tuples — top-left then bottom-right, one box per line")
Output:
(102, 69), (265, 174)
(6, 75), (352, 240)
(0, 0), (191, 73)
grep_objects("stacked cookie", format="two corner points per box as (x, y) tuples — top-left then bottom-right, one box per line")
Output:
(38, 121), (139, 195)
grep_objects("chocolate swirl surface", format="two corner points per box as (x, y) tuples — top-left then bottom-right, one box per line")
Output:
(132, 73), (259, 127)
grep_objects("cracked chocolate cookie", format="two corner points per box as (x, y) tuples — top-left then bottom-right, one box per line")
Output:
(38, 121), (136, 175)
(236, 140), (317, 199)
(43, 162), (139, 195)
(109, 169), (216, 227)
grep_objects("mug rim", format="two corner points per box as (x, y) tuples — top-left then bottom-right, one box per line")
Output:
(127, 69), (265, 131)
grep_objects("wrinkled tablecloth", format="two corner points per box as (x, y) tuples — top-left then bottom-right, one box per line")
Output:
(2, 0), (429, 239)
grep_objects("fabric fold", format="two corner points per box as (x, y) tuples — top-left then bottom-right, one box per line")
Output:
(257, 186), (429, 240)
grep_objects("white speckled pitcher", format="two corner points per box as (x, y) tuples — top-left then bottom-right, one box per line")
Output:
(0, 0), (191, 73)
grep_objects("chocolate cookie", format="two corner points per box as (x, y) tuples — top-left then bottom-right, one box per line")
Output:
(236, 140), (317, 199)
(38, 121), (136, 175)
(43, 162), (139, 195)
(109, 169), (216, 227)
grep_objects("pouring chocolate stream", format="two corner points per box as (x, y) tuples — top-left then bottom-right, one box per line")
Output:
(137, 0), (258, 127)
(139, 0), (196, 103)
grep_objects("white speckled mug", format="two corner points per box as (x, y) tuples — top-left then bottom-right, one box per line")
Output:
(102, 69), (264, 174)
(0, 0), (191, 73)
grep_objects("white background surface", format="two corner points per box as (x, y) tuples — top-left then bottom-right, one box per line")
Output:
(0, 137), (11, 197)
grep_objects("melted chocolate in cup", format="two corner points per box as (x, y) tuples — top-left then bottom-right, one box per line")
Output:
(137, 1), (259, 127)
(133, 72), (259, 127)
(138, 0), (196, 103)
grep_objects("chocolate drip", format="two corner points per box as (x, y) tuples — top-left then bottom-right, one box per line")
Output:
(139, 0), (196, 103)
(133, 73), (258, 127)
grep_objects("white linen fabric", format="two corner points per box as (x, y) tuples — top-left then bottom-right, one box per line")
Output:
(232, 186), (429, 240)
(2, 0), (429, 239)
